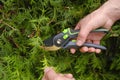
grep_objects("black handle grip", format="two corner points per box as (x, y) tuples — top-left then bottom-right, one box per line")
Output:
(63, 41), (106, 50)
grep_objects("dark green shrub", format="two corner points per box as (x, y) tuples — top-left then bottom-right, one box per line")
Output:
(0, 0), (120, 80)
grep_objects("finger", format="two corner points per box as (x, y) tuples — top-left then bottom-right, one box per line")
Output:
(76, 25), (92, 46)
(70, 48), (76, 54)
(84, 39), (95, 53)
(55, 77), (75, 80)
(42, 76), (47, 80)
(64, 74), (73, 78)
(92, 40), (101, 53)
(95, 49), (101, 54)
(74, 20), (81, 30)
(75, 17), (93, 46)
(72, 78), (76, 80)
(88, 47), (96, 52)
(79, 46), (89, 53)
(58, 73), (64, 77)
(86, 40), (95, 53)
(86, 39), (92, 43)
(61, 77), (75, 80)
(44, 67), (57, 80)
(93, 40), (100, 45)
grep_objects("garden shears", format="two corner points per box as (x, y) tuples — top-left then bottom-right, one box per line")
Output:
(42, 28), (108, 51)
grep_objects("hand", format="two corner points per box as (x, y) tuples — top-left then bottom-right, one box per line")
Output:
(42, 67), (75, 80)
(70, 9), (111, 54)
(70, 0), (120, 54)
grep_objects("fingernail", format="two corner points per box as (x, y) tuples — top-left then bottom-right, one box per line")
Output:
(76, 40), (83, 46)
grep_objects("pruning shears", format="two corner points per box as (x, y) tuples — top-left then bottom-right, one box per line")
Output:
(42, 28), (108, 51)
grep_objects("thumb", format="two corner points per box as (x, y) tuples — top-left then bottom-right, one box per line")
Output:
(76, 25), (92, 46)
(44, 67), (57, 80)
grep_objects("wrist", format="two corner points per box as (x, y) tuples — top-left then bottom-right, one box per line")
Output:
(100, 0), (120, 22)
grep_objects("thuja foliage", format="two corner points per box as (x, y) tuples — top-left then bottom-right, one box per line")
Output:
(0, 0), (120, 80)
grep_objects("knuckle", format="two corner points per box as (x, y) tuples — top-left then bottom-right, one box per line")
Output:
(78, 32), (86, 38)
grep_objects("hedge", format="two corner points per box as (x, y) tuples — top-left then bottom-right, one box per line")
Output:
(0, 0), (120, 80)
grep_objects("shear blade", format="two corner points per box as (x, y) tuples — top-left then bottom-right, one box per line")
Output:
(42, 36), (61, 51)
(40, 45), (61, 51)
(43, 36), (55, 46)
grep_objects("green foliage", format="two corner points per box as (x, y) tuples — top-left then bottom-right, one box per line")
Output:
(0, 0), (120, 80)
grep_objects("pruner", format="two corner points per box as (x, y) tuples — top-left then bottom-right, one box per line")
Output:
(42, 28), (108, 51)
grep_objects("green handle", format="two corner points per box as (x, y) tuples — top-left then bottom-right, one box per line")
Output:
(62, 28), (108, 39)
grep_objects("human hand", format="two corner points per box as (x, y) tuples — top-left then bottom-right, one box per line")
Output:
(70, 9), (111, 54)
(42, 67), (75, 80)
(70, 0), (120, 54)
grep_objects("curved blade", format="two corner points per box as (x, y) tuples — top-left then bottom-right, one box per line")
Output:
(43, 36), (54, 46)
(41, 36), (61, 51)
(40, 45), (61, 51)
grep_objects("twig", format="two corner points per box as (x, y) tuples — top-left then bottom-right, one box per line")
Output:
(0, 20), (16, 30)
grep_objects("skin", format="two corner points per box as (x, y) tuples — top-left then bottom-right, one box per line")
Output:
(43, 0), (120, 80)
(70, 0), (120, 54)
(42, 67), (75, 80)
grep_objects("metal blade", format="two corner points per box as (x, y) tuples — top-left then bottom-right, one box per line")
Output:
(40, 45), (61, 51)
(43, 36), (55, 46)
(41, 36), (61, 51)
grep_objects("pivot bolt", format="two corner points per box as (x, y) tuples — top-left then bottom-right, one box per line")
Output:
(57, 39), (62, 44)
